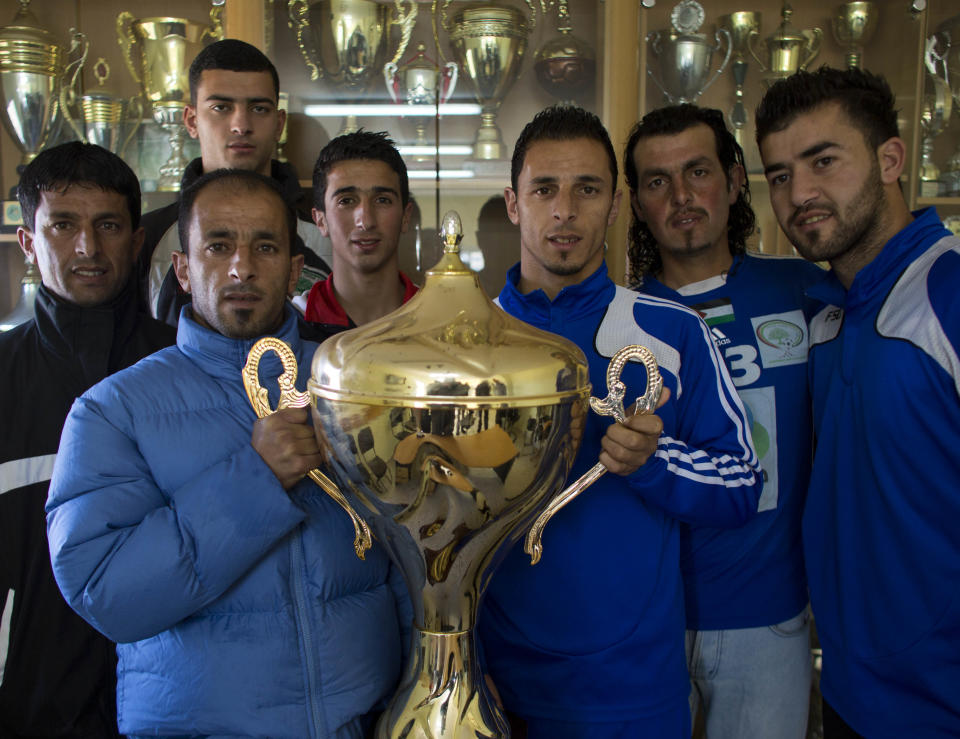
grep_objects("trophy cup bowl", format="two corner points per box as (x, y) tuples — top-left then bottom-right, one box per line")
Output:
(534, 0), (595, 104)
(719, 11), (761, 62)
(437, 1), (532, 160)
(750, 6), (821, 88)
(832, 2), (878, 69)
(117, 11), (222, 190)
(62, 54), (143, 158)
(0, 1), (69, 166)
(243, 213), (597, 738)
(289, 0), (416, 134)
(646, 28), (732, 105)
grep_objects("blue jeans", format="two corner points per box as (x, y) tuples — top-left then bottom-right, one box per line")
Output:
(686, 606), (812, 739)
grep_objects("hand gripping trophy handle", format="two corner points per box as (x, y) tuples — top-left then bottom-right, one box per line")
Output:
(242, 337), (373, 560)
(524, 345), (663, 565)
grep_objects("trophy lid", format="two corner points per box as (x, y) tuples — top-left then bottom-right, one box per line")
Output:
(768, 5), (807, 44)
(0, 1), (64, 67)
(310, 211), (591, 408)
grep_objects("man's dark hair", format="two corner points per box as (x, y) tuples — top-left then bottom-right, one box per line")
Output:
(178, 169), (297, 255)
(624, 105), (755, 283)
(510, 104), (618, 192)
(755, 66), (900, 151)
(17, 141), (142, 232)
(189, 38), (280, 104)
(312, 130), (409, 211)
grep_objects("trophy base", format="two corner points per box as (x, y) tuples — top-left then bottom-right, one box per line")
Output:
(376, 628), (509, 739)
(472, 119), (507, 161)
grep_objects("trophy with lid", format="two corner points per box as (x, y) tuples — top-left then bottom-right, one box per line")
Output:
(0, 1), (74, 168)
(831, 2), (878, 70)
(61, 54), (143, 158)
(749, 5), (821, 88)
(433, 0), (545, 161)
(242, 211), (663, 738)
(288, 0), (417, 135)
(384, 41), (458, 160)
(646, 0), (732, 105)
(534, 0), (595, 106)
(116, 7), (223, 191)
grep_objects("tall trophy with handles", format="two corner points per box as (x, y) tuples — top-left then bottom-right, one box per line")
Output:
(750, 5), (821, 88)
(242, 212), (663, 738)
(718, 11), (761, 144)
(117, 9), (223, 190)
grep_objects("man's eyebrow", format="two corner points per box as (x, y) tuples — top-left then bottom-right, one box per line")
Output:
(640, 156), (712, 180)
(763, 141), (839, 176)
(203, 227), (236, 239)
(204, 93), (275, 105)
(528, 174), (605, 185)
(331, 185), (400, 198)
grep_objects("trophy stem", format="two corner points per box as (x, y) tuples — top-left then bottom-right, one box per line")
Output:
(339, 114), (360, 136)
(376, 628), (508, 739)
(473, 111), (506, 161)
(157, 121), (189, 192)
(845, 50), (861, 69)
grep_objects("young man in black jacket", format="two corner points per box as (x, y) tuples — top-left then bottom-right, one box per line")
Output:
(139, 38), (331, 326)
(0, 142), (175, 737)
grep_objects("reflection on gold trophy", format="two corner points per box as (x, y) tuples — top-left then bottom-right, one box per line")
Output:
(831, 2), (878, 69)
(117, 10), (223, 191)
(749, 5), (821, 88)
(434, 1), (544, 161)
(534, 0), (595, 105)
(0, 1), (72, 166)
(288, 0), (417, 134)
(243, 211), (662, 738)
(719, 11), (761, 144)
(61, 54), (143, 158)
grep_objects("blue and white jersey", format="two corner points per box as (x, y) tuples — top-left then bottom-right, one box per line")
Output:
(803, 208), (960, 738)
(638, 253), (824, 630)
(479, 263), (761, 723)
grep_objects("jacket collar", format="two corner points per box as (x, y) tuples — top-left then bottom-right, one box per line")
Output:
(176, 303), (303, 383)
(498, 261), (616, 325)
(305, 271), (418, 328)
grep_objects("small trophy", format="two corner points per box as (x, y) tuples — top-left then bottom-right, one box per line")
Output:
(61, 54), (143, 158)
(832, 2), (878, 70)
(646, 0), (732, 105)
(750, 5), (821, 88)
(920, 35), (953, 198)
(534, 0), (596, 105)
(384, 42), (458, 160)
(719, 12), (761, 145)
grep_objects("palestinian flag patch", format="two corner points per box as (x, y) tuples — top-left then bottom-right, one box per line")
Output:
(691, 297), (734, 326)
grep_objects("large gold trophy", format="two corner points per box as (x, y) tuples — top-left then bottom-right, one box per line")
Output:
(243, 212), (662, 738)
(750, 5), (821, 88)
(0, 1), (72, 166)
(831, 2), (878, 70)
(434, 1), (543, 160)
(117, 9), (223, 190)
(288, 0), (417, 134)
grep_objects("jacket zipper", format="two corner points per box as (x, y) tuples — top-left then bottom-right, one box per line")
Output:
(290, 524), (325, 738)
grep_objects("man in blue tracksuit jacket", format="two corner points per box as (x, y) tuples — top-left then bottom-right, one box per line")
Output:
(758, 67), (960, 738)
(47, 169), (410, 738)
(626, 104), (823, 739)
(478, 105), (762, 738)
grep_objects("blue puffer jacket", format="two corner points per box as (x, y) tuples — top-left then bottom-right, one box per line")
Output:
(47, 306), (411, 738)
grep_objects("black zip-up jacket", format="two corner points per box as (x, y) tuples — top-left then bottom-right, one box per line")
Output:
(137, 158), (331, 327)
(0, 283), (175, 737)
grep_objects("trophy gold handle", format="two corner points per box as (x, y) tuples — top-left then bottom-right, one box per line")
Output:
(203, 3), (225, 43)
(386, 0), (418, 69)
(524, 345), (663, 565)
(432, 0), (451, 65)
(699, 28), (733, 97)
(60, 29), (89, 143)
(119, 94), (144, 160)
(288, 0), (322, 81)
(116, 11), (141, 86)
(800, 28), (822, 70)
(441, 61), (458, 103)
(747, 33), (767, 72)
(242, 337), (373, 560)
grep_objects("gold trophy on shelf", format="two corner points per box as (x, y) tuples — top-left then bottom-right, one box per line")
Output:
(0, 1), (73, 167)
(719, 11), (761, 144)
(831, 2), (878, 70)
(116, 9), (223, 191)
(646, 0), (733, 105)
(750, 5), (821, 88)
(242, 211), (663, 739)
(61, 53), (143, 158)
(433, 0), (544, 161)
(534, 0), (595, 105)
(288, 0), (417, 135)
(920, 34), (953, 198)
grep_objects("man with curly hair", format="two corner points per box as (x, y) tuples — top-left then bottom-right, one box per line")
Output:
(626, 104), (823, 739)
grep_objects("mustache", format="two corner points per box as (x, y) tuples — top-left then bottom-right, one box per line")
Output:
(219, 284), (264, 300)
(672, 207), (708, 220)
(790, 203), (833, 227)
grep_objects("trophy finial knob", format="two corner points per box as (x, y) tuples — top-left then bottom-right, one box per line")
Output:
(441, 210), (463, 252)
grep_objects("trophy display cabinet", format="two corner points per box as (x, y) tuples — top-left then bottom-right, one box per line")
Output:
(1, 0), (959, 319)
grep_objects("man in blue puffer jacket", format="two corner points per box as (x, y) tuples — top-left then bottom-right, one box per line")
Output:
(46, 169), (411, 738)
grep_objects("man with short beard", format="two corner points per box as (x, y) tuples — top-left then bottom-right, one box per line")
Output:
(46, 169), (410, 737)
(757, 67), (960, 739)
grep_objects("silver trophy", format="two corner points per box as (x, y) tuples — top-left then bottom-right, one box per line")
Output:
(930, 15), (960, 195)
(922, 32), (954, 197)
(646, 0), (732, 105)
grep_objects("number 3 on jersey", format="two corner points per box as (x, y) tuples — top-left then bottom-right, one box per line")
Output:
(725, 344), (761, 387)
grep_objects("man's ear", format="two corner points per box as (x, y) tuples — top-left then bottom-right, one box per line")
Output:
(607, 188), (622, 227)
(183, 104), (199, 140)
(17, 226), (36, 264)
(288, 254), (305, 295)
(877, 136), (906, 185)
(630, 191), (645, 222)
(312, 207), (329, 237)
(170, 250), (191, 293)
(727, 164), (746, 204)
(274, 107), (287, 144)
(400, 200), (413, 234)
(130, 226), (145, 262)
(504, 187), (520, 226)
